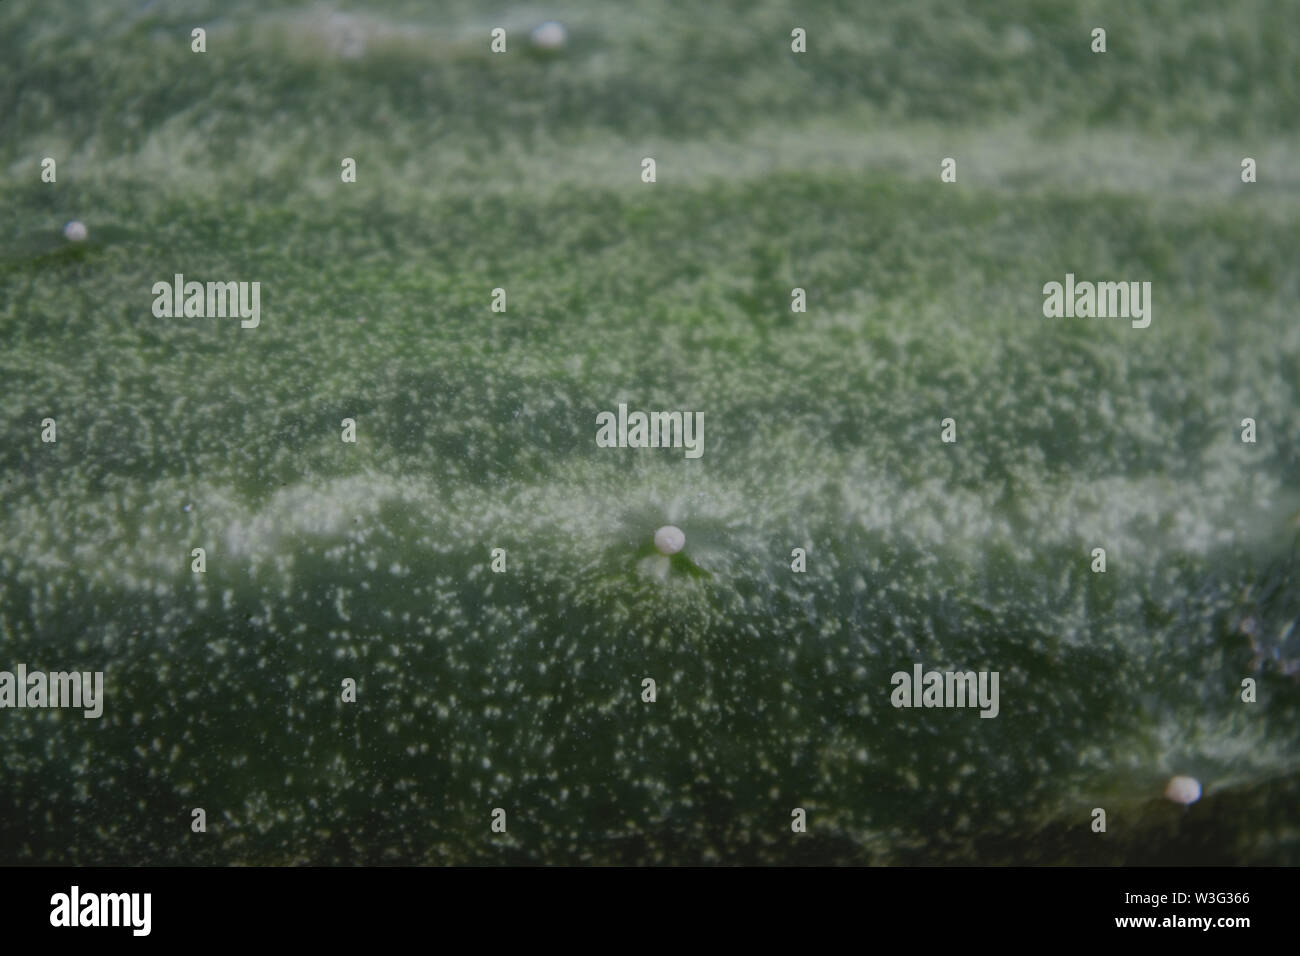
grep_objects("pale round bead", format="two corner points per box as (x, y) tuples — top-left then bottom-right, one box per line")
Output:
(531, 21), (567, 50)
(1164, 775), (1201, 805)
(653, 525), (685, 556)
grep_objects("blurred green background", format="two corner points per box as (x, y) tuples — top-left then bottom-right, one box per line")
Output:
(0, 1), (1298, 864)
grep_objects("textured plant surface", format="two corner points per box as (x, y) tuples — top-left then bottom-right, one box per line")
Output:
(1, 0), (1298, 864)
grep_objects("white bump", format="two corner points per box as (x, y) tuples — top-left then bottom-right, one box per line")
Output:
(1164, 775), (1201, 805)
(654, 525), (685, 556)
(531, 21), (567, 50)
(63, 220), (87, 242)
